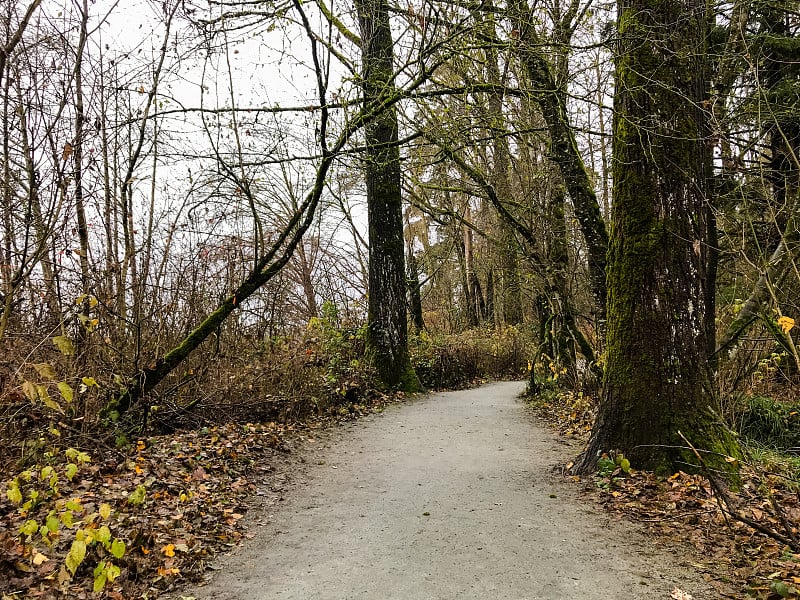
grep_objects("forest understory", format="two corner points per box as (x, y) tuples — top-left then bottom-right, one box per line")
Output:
(3, 325), (800, 599)
(0, 325), (527, 599)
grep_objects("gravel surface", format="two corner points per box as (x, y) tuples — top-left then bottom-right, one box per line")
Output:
(180, 380), (716, 600)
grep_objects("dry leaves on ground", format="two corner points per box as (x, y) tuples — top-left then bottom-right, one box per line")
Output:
(533, 393), (800, 600)
(0, 421), (310, 599)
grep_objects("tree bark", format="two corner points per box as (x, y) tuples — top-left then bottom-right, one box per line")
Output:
(575, 0), (739, 473)
(407, 251), (425, 333)
(355, 0), (420, 390)
(508, 0), (609, 320)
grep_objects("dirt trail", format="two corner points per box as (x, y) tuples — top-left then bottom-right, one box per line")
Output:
(182, 381), (715, 599)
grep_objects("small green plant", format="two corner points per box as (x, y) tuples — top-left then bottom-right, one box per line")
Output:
(596, 452), (631, 489)
(4, 448), (127, 592)
(738, 395), (800, 449)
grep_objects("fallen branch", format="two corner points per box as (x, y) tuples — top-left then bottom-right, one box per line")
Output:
(678, 431), (800, 553)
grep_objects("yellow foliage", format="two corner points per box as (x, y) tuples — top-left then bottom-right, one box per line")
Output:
(779, 316), (795, 334)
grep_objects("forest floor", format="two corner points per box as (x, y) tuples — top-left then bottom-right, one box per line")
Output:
(174, 380), (718, 600)
(5, 380), (800, 598)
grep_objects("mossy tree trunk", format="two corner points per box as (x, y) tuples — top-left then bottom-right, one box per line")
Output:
(574, 0), (739, 473)
(355, 0), (420, 390)
(483, 21), (523, 327)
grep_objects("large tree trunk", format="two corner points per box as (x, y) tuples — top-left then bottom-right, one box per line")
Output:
(575, 0), (739, 473)
(355, 0), (420, 390)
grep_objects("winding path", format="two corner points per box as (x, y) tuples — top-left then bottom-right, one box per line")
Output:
(183, 381), (714, 599)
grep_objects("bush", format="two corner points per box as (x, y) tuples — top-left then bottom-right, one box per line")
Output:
(737, 395), (800, 450)
(410, 326), (531, 390)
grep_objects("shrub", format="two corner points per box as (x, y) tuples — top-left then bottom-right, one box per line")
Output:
(737, 395), (800, 450)
(410, 326), (531, 390)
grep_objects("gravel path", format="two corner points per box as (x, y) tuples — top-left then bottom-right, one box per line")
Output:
(181, 380), (716, 599)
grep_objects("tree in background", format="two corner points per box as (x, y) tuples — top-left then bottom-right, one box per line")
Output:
(355, 0), (421, 390)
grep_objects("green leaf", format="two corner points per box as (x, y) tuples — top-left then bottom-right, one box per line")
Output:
(61, 510), (74, 528)
(110, 539), (126, 559)
(66, 539), (86, 575)
(20, 519), (38, 536)
(99, 503), (111, 520)
(96, 525), (111, 546)
(81, 377), (98, 387)
(6, 481), (22, 504)
(771, 581), (791, 598)
(105, 561), (121, 582)
(93, 570), (107, 592)
(127, 484), (147, 505)
(65, 463), (78, 481)
(58, 381), (74, 403)
(620, 458), (631, 473)
(46, 514), (60, 533)
(52, 335), (75, 356)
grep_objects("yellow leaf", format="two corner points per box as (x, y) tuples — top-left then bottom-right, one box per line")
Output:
(81, 377), (98, 387)
(37, 386), (62, 413)
(779, 316), (795, 334)
(66, 539), (86, 575)
(99, 503), (111, 520)
(21, 380), (39, 402)
(21, 520), (38, 536)
(58, 381), (74, 403)
(32, 363), (56, 379)
(162, 543), (175, 557)
(6, 482), (22, 504)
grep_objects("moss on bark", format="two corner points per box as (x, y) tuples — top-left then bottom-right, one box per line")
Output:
(574, 0), (741, 475)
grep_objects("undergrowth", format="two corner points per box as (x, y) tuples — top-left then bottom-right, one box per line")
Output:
(1, 315), (532, 467)
(0, 319), (533, 598)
